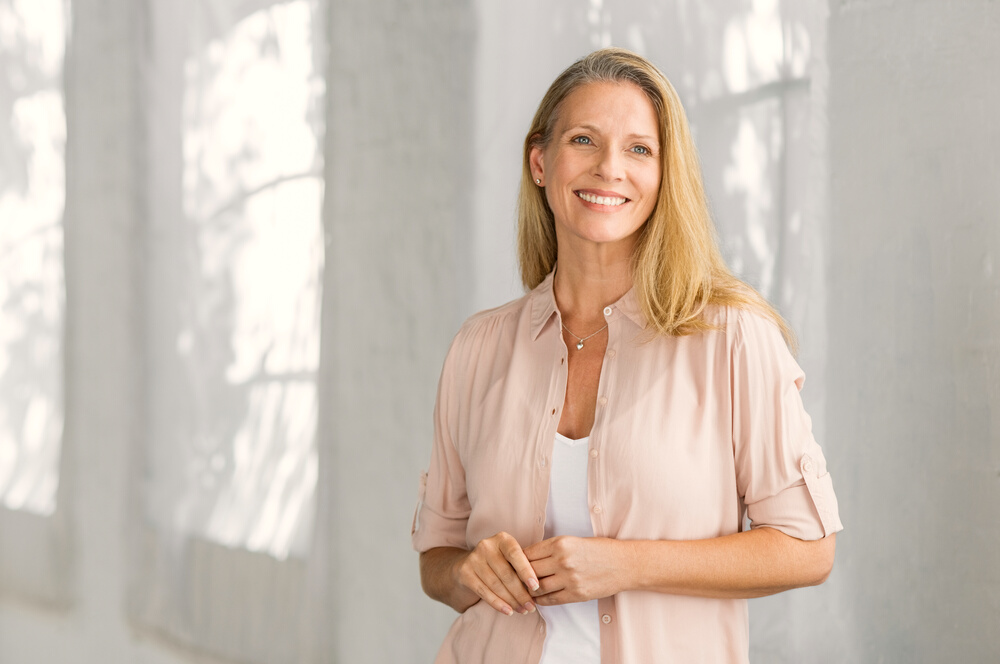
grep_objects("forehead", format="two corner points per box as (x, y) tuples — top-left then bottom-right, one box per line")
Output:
(554, 80), (659, 136)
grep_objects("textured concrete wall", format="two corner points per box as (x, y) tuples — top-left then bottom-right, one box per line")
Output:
(0, 0), (204, 662)
(827, 0), (1000, 661)
(314, 1), (475, 662)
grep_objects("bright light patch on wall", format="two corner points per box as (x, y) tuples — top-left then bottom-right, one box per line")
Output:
(175, 0), (324, 559)
(707, 1), (813, 308)
(0, 0), (68, 515)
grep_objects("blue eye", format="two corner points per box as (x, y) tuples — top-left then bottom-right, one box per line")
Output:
(632, 145), (649, 155)
(572, 136), (592, 145)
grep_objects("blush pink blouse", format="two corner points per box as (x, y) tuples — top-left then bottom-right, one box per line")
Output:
(412, 271), (843, 663)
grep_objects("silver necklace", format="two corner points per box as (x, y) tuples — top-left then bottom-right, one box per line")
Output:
(561, 321), (608, 350)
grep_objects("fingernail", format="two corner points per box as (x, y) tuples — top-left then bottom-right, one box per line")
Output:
(529, 578), (540, 592)
(502, 606), (513, 616)
(524, 602), (536, 613)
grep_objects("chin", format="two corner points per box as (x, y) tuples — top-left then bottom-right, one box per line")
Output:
(575, 224), (645, 246)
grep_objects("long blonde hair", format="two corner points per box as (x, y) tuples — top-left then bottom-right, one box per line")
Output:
(517, 48), (794, 348)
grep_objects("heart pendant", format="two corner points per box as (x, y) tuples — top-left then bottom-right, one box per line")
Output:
(576, 341), (584, 350)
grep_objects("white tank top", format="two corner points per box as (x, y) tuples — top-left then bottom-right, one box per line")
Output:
(537, 432), (600, 664)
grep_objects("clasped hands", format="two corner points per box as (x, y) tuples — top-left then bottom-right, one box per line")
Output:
(454, 532), (627, 616)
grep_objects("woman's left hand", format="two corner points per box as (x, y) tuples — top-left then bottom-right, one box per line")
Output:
(523, 536), (631, 605)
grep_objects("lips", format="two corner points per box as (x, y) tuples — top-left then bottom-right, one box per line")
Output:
(576, 190), (628, 206)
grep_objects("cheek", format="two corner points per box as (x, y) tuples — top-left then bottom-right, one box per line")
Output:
(641, 170), (662, 204)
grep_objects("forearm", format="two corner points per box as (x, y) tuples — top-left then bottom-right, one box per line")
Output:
(419, 547), (479, 613)
(622, 528), (836, 599)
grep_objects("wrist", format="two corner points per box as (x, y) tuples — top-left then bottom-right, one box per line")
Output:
(609, 538), (640, 594)
(619, 539), (656, 593)
(449, 550), (479, 612)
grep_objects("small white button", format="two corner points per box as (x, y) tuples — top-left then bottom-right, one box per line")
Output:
(603, 306), (613, 316)
(607, 349), (616, 359)
(803, 461), (813, 473)
(593, 505), (602, 514)
(590, 449), (599, 458)
(602, 614), (612, 624)
(598, 396), (608, 406)
(540, 458), (547, 468)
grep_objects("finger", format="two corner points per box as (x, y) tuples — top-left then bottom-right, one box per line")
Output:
(469, 576), (516, 616)
(499, 537), (542, 594)
(523, 538), (553, 562)
(532, 573), (565, 597)
(487, 555), (535, 613)
(533, 589), (574, 607)
(460, 548), (520, 615)
(528, 555), (558, 580)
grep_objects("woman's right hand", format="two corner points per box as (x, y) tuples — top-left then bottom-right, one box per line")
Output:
(453, 532), (540, 616)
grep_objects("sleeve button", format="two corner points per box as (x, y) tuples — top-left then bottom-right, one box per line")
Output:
(602, 614), (612, 624)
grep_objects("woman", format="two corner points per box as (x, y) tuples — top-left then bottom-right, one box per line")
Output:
(412, 48), (842, 663)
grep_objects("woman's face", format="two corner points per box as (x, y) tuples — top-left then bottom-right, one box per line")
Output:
(530, 81), (662, 255)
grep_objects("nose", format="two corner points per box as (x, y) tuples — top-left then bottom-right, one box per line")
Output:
(593, 145), (624, 182)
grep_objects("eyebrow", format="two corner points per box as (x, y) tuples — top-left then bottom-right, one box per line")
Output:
(563, 123), (660, 145)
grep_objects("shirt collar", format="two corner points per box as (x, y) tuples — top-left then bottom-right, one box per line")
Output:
(529, 268), (648, 342)
(529, 271), (559, 341)
(615, 286), (648, 330)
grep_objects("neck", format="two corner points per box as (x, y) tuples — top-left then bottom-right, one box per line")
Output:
(553, 248), (633, 324)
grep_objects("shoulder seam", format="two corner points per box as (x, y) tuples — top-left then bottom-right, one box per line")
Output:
(459, 291), (531, 331)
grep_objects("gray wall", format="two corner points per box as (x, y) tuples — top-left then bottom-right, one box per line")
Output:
(826, 0), (1000, 661)
(314, 0), (475, 660)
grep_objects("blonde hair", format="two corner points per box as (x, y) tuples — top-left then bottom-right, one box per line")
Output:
(517, 47), (794, 349)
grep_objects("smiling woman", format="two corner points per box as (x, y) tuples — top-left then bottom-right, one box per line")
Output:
(529, 81), (661, 254)
(413, 48), (842, 664)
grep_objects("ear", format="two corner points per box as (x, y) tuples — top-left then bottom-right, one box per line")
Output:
(528, 138), (545, 185)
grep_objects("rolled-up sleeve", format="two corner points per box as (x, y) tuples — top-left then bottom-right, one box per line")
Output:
(731, 310), (843, 541)
(411, 333), (471, 552)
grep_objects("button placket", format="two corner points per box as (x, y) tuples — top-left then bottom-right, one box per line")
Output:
(537, 327), (567, 542)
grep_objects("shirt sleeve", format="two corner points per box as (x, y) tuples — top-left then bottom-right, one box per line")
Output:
(411, 330), (472, 552)
(731, 309), (843, 541)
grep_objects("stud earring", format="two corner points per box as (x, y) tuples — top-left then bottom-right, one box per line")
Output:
(535, 179), (541, 185)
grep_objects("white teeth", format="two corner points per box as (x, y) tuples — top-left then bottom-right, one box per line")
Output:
(577, 191), (627, 206)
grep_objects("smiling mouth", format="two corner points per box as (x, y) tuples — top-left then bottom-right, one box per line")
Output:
(576, 191), (628, 206)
